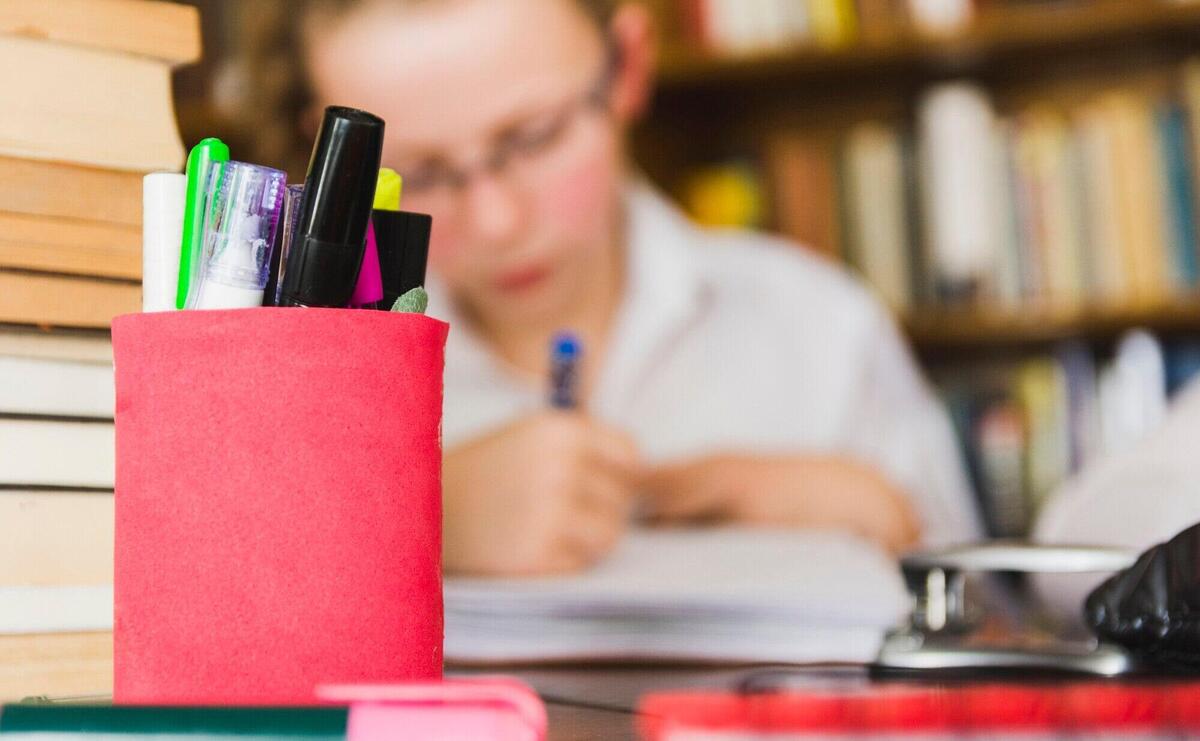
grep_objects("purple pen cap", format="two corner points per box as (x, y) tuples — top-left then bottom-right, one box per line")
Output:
(190, 161), (287, 310)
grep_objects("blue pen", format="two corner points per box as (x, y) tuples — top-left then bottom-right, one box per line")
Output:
(549, 332), (582, 409)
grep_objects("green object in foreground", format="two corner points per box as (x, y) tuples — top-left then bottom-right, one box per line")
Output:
(390, 287), (429, 315)
(0, 705), (349, 739)
(176, 137), (231, 310)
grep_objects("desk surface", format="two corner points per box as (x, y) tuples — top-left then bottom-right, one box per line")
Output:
(479, 664), (853, 741)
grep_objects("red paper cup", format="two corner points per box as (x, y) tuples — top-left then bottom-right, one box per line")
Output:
(112, 309), (447, 705)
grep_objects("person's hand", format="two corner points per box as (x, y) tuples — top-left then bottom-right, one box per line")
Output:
(641, 454), (921, 553)
(443, 412), (641, 576)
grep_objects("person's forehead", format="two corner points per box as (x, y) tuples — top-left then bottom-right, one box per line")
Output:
(306, 0), (603, 150)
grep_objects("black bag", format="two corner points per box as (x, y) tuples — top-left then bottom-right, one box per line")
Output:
(1086, 522), (1200, 669)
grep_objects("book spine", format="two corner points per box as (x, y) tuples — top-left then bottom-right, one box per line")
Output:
(1158, 103), (1200, 290)
(809, 0), (858, 47)
(918, 82), (999, 302)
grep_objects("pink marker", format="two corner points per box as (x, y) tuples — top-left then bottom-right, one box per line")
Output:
(349, 219), (384, 308)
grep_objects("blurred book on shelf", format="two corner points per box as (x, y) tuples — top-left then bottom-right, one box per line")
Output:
(678, 0), (953, 51)
(669, 0), (1200, 56)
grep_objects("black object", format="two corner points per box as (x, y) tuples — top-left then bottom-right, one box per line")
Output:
(280, 106), (384, 308)
(262, 209), (288, 307)
(373, 210), (431, 311)
(261, 187), (304, 307)
(1086, 521), (1200, 669)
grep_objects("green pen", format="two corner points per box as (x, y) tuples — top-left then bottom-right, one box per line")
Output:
(176, 137), (230, 310)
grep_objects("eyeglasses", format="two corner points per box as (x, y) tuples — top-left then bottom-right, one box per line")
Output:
(394, 42), (620, 212)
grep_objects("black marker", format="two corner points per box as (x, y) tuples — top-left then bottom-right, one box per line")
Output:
(372, 210), (432, 311)
(279, 106), (384, 308)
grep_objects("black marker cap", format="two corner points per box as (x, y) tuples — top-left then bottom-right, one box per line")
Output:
(280, 106), (384, 308)
(373, 210), (432, 311)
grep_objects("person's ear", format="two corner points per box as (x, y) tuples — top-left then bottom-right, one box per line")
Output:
(606, 2), (657, 125)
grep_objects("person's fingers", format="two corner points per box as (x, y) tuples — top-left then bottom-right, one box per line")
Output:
(578, 471), (635, 521)
(853, 495), (921, 554)
(588, 424), (642, 480)
(559, 506), (624, 565)
(537, 546), (592, 576)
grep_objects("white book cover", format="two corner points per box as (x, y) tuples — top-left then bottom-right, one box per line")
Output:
(777, 0), (811, 43)
(0, 418), (114, 488)
(0, 585), (113, 634)
(706, 0), (757, 52)
(908, 0), (972, 33)
(0, 356), (114, 418)
(919, 83), (1003, 292)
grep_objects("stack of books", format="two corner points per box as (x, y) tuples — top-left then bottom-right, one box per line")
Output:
(0, 0), (198, 328)
(0, 0), (200, 700)
(0, 330), (116, 700)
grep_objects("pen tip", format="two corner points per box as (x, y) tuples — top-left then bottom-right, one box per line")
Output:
(552, 332), (581, 359)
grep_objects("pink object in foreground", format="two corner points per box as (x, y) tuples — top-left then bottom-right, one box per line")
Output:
(321, 679), (547, 741)
(111, 309), (448, 704)
(349, 221), (384, 307)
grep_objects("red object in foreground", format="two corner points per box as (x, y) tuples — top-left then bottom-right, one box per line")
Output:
(639, 682), (1200, 739)
(112, 309), (448, 704)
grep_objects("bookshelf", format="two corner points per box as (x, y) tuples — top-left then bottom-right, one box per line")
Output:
(904, 300), (1200, 352)
(655, 2), (1200, 90)
(635, 0), (1200, 539)
(633, 0), (1200, 348)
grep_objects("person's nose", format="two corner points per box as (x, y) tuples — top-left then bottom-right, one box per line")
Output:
(462, 172), (525, 247)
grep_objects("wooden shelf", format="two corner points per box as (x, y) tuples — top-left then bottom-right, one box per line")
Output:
(903, 299), (1200, 350)
(657, 2), (1200, 89)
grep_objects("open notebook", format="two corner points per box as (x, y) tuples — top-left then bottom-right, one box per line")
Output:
(444, 529), (911, 664)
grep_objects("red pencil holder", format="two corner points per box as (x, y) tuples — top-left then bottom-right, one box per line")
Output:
(111, 309), (447, 705)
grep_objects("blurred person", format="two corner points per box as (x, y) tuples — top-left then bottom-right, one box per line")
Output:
(1034, 379), (1200, 616)
(237, 0), (980, 576)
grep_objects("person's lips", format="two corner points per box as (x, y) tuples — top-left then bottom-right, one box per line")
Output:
(495, 264), (552, 292)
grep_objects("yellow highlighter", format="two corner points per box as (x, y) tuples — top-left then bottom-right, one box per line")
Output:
(375, 168), (403, 211)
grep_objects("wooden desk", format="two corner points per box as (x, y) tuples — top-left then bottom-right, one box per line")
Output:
(472, 664), (831, 741)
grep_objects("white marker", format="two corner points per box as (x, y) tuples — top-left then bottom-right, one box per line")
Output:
(142, 173), (186, 312)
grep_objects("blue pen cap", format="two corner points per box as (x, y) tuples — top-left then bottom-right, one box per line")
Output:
(550, 331), (582, 409)
(552, 333), (581, 361)
(191, 161), (287, 310)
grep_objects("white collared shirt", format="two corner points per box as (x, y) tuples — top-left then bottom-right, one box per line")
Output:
(428, 185), (981, 546)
